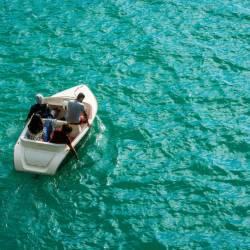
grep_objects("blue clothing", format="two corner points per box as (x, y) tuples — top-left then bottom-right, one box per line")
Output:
(43, 119), (53, 142)
(66, 100), (85, 123)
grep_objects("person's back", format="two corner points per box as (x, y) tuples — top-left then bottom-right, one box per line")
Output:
(27, 103), (49, 119)
(50, 124), (78, 159)
(50, 129), (70, 145)
(26, 114), (44, 141)
(26, 94), (53, 121)
(66, 100), (85, 124)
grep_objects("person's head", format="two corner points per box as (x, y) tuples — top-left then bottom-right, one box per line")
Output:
(76, 93), (85, 102)
(28, 114), (43, 134)
(35, 94), (44, 104)
(62, 124), (73, 135)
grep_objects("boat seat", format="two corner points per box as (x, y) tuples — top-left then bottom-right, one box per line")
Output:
(53, 119), (67, 128)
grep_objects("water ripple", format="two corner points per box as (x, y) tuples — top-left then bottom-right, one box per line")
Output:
(0, 0), (250, 249)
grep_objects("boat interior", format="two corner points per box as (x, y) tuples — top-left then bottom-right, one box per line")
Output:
(24, 99), (92, 143)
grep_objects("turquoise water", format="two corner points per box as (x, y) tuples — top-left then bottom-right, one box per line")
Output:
(0, 0), (250, 249)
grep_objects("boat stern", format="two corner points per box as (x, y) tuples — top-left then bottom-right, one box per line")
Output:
(14, 137), (68, 175)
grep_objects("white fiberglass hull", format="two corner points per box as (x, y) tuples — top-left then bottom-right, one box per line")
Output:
(14, 85), (98, 175)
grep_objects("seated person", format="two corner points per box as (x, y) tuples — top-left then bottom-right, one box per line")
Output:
(26, 114), (44, 141)
(26, 94), (53, 121)
(65, 93), (90, 126)
(50, 124), (79, 160)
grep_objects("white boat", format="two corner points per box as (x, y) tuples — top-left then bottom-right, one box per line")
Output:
(14, 85), (98, 175)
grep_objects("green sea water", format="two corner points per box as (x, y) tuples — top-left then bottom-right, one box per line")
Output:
(0, 0), (250, 249)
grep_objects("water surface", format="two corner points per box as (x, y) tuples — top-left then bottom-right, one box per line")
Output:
(0, 0), (250, 249)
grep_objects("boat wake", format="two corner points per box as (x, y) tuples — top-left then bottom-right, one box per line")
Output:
(75, 115), (106, 168)
(95, 115), (106, 146)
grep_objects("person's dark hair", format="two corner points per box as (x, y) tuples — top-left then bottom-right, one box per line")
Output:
(77, 93), (85, 100)
(62, 124), (72, 134)
(28, 114), (43, 134)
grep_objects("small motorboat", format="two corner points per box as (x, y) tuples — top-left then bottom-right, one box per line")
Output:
(14, 85), (98, 175)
